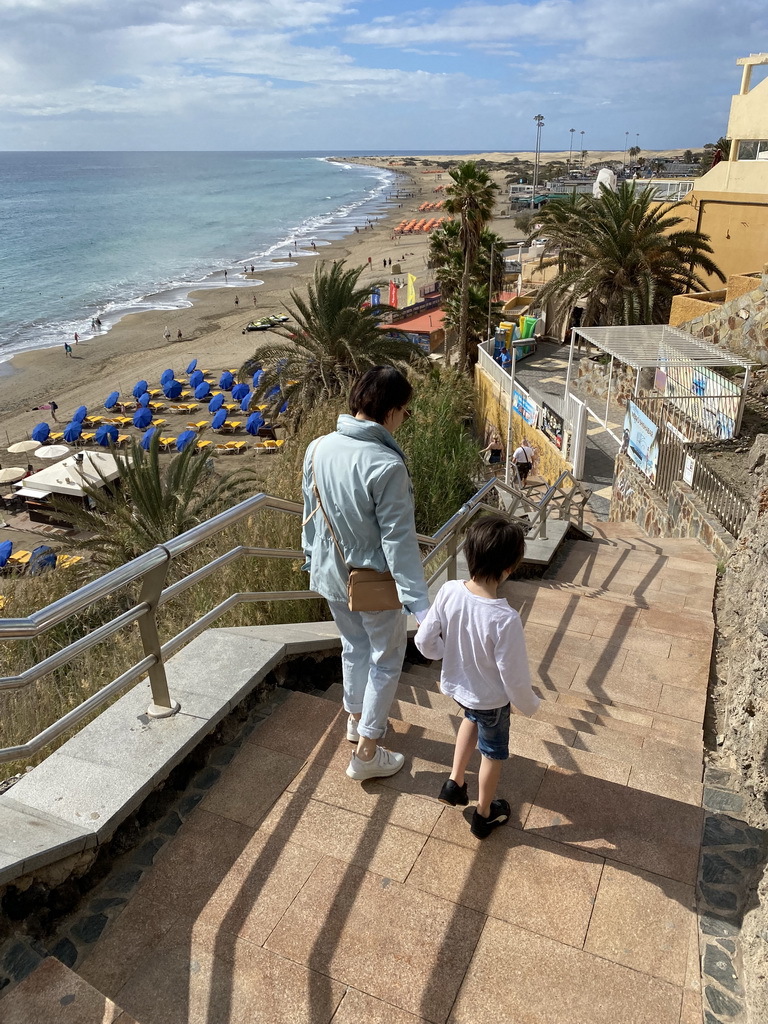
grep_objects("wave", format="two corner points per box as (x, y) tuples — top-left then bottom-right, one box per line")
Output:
(0, 160), (398, 365)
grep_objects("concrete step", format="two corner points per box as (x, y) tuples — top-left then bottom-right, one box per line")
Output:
(0, 956), (139, 1024)
(321, 673), (702, 787)
(399, 670), (703, 745)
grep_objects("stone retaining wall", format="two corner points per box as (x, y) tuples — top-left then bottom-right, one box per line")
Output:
(475, 363), (572, 486)
(675, 268), (768, 365)
(609, 454), (735, 561)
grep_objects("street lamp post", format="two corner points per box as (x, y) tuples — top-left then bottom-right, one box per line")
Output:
(486, 240), (495, 341)
(580, 130), (585, 169)
(623, 131), (629, 174)
(530, 114), (545, 210)
(504, 340), (530, 486)
(568, 128), (575, 173)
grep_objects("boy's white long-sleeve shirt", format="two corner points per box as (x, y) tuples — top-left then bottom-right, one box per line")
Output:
(414, 579), (541, 717)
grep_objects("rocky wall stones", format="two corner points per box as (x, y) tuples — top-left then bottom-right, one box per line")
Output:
(680, 271), (768, 365)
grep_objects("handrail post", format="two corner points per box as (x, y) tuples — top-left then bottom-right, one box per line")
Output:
(138, 558), (179, 719)
(538, 504), (548, 540)
(446, 533), (458, 581)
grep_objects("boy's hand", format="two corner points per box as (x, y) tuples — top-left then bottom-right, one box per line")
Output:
(415, 608), (428, 625)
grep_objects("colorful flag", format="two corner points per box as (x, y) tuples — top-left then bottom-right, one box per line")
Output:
(389, 280), (398, 308)
(406, 274), (416, 307)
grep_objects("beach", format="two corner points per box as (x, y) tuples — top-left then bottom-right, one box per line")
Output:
(0, 162), (439, 453)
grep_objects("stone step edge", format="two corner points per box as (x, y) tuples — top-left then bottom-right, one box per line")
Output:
(323, 678), (703, 769)
(507, 577), (714, 616)
(0, 954), (136, 1023)
(400, 667), (704, 738)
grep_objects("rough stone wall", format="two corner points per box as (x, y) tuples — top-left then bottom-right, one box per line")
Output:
(678, 268), (768, 365)
(576, 356), (638, 408)
(609, 454), (735, 561)
(714, 435), (768, 1023)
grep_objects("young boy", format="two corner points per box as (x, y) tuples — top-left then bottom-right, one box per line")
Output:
(414, 516), (541, 838)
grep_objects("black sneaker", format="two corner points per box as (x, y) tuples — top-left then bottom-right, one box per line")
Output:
(470, 799), (511, 839)
(438, 779), (469, 806)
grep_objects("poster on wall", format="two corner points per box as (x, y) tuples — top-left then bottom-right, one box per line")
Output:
(513, 386), (537, 427)
(540, 403), (564, 450)
(658, 352), (740, 439)
(624, 400), (660, 483)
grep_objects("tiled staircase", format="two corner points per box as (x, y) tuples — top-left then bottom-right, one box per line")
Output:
(1, 525), (716, 1024)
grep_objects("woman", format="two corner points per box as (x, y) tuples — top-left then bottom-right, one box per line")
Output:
(480, 430), (503, 468)
(302, 366), (429, 782)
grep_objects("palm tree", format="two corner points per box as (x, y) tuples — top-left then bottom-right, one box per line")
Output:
(55, 436), (257, 568)
(531, 181), (724, 327)
(429, 222), (505, 305)
(443, 162), (499, 372)
(241, 260), (424, 424)
(628, 145), (641, 163)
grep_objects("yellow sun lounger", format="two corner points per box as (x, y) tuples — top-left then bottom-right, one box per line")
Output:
(219, 420), (242, 434)
(49, 432), (64, 442)
(225, 441), (246, 452)
(213, 443), (235, 455)
(159, 437), (176, 451)
(8, 550), (32, 566)
(196, 440), (212, 451)
(116, 434), (131, 446)
(152, 419), (168, 429)
(187, 421), (209, 432)
(56, 554), (82, 570)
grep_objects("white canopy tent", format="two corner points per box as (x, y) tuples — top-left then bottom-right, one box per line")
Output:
(565, 324), (754, 441)
(14, 450), (122, 500)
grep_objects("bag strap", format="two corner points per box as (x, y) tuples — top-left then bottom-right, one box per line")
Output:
(305, 438), (348, 570)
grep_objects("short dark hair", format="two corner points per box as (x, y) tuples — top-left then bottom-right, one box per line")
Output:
(464, 515), (525, 582)
(349, 366), (412, 424)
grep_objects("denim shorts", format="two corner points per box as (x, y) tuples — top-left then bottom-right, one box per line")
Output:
(458, 702), (511, 760)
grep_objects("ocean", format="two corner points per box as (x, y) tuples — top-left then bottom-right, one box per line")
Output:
(0, 152), (399, 366)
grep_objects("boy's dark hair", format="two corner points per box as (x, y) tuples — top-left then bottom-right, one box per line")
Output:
(349, 366), (412, 424)
(464, 515), (525, 582)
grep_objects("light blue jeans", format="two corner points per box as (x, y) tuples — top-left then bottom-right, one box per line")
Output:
(328, 602), (407, 740)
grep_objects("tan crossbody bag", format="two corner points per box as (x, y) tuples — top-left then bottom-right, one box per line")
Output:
(309, 441), (402, 613)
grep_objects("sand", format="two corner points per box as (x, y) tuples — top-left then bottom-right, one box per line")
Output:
(0, 163), (440, 453)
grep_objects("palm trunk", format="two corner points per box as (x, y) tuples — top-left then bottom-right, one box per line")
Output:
(458, 250), (472, 372)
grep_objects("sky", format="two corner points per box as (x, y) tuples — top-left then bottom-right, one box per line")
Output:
(1, 0), (766, 152)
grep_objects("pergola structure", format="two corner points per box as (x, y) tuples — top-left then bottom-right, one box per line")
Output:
(564, 324), (754, 444)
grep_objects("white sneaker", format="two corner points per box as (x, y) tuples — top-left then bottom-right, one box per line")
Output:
(346, 715), (360, 743)
(346, 746), (405, 781)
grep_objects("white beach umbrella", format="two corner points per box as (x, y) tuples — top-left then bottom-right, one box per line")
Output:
(7, 440), (40, 454)
(0, 467), (26, 484)
(34, 444), (71, 460)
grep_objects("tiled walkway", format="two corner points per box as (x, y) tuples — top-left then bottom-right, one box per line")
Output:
(3, 523), (715, 1024)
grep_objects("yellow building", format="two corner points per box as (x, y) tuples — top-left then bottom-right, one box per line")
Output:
(680, 53), (768, 286)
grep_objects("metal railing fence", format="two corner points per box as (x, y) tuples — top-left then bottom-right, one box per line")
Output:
(633, 396), (749, 537)
(0, 470), (591, 765)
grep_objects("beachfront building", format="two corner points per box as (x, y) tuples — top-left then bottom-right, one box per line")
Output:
(677, 53), (768, 287)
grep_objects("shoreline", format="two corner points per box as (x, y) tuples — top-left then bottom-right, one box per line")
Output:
(0, 161), (436, 450)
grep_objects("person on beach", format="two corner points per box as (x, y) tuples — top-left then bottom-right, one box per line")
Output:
(50, 400), (58, 421)
(234, 295), (239, 306)
(251, 264), (255, 273)
(253, 294), (258, 307)
(63, 343), (72, 358)
(73, 332), (79, 344)
(224, 269), (228, 281)
(302, 366), (429, 782)
(177, 328), (183, 341)
(163, 326), (171, 342)
(95, 318), (102, 328)
(415, 516), (540, 838)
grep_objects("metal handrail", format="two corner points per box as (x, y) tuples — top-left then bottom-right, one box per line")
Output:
(0, 469), (588, 763)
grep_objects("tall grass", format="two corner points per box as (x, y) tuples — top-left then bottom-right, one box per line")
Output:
(0, 369), (480, 779)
